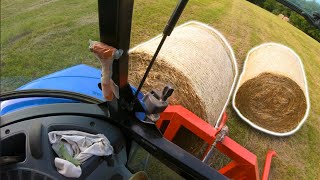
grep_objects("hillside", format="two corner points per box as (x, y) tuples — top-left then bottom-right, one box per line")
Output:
(1, 0), (320, 179)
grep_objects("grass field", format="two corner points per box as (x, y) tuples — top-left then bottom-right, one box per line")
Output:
(1, 0), (320, 179)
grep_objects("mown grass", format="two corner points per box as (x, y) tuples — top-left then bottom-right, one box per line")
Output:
(1, 0), (320, 179)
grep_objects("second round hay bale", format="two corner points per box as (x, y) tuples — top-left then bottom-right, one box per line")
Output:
(235, 72), (307, 132)
(232, 43), (310, 136)
(129, 21), (238, 127)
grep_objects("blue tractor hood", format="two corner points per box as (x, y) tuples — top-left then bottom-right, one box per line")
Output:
(1, 64), (104, 115)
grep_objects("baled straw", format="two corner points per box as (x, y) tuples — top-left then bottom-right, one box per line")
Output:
(129, 21), (238, 127)
(233, 43), (310, 136)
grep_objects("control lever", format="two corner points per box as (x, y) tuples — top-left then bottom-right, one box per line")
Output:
(162, 85), (174, 101)
(142, 85), (174, 122)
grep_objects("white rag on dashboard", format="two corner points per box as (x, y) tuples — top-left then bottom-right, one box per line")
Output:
(48, 130), (113, 178)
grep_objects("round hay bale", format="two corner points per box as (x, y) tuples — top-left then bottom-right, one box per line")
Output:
(232, 43), (310, 136)
(129, 21), (238, 127)
(128, 52), (207, 121)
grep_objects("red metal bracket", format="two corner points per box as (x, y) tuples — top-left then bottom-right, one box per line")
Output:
(262, 150), (277, 180)
(157, 105), (276, 180)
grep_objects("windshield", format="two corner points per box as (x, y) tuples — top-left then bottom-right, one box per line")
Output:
(285, 0), (320, 15)
(127, 141), (184, 180)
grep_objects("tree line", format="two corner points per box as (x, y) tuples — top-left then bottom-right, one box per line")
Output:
(248, 0), (320, 42)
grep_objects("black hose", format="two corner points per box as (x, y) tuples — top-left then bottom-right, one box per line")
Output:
(132, 0), (189, 103)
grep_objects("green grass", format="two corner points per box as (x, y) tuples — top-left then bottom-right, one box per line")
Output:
(1, 0), (320, 179)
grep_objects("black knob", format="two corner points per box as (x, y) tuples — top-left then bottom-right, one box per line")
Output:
(162, 85), (174, 101)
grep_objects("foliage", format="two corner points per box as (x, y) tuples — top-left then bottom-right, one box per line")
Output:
(248, 0), (320, 42)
